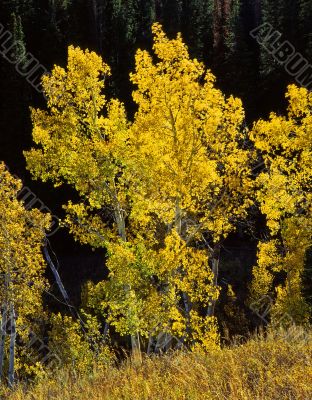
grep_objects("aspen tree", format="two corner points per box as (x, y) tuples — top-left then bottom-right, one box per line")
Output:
(0, 163), (50, 381)
(25, 28), (253, 351)
(127, 23), (253, 348)
(250, 85), (312, 324)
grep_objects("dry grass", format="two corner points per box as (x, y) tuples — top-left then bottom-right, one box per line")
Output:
(3, 327), (312, 400)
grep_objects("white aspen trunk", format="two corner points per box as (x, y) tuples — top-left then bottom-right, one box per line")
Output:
(0, 272), (9, 382)
(175, 199), (191, 316)
(131, 333), (142, 364)
(8, 304), (16, 388)
(147, 335), (154, 355)
(43, 243), (85, 329)
(155, 332), (172, 353)
(103, 321), (109, 341)
(175, 197), (191, 346)
(113, 200), (141, 354)
(114, 208), (127, 242)
(0, 303), (7, 381)
(131, 333), (141, 353)
(207, 246), (220, 317)
(43, 245), (70, 303)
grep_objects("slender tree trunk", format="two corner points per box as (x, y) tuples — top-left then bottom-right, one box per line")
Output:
(131, 333), (141, 353)
(43, 243), (84, 327)
(175, 197), (191, 345)
(114, 198), (141, 355)
(207, 245), (220, 317)
(0, 303), (7, 382)
(103, 321), (109, 341)
(43, 245), (70, 303)
(147, 335), (154, 355)
(8, 304), (16, 388)
(155, 331), (172, 353)
(130, 333), (141, 364)
(0, 272), (9, 382)
(114, 207), (127, 242)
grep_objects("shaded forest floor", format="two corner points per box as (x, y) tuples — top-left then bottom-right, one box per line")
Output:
(3, 327), (312, 400)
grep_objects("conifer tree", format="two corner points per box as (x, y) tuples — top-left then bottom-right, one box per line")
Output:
(298, 0), (312, 59)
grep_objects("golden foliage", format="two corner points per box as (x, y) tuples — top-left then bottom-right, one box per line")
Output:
(0, 162), (50, 330)
(250, 85), (312, 323)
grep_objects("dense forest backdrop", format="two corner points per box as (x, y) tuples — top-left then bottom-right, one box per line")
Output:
(0, 0), (311, 335)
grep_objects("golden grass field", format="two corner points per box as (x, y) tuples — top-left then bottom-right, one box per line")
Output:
(3, 327), (312, 400)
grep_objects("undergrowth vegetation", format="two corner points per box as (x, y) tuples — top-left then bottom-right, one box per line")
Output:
(3, 327), (312, 400)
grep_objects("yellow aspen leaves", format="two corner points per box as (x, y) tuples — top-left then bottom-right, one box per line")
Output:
(0, 163), (50, 333)
(250, 85), (312, 324)
(24, 25), (310, 349)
